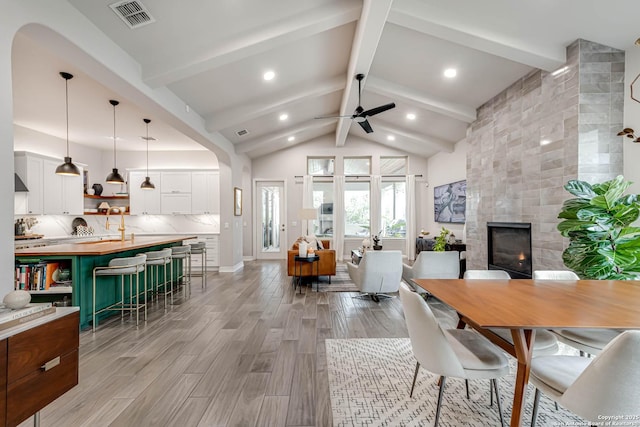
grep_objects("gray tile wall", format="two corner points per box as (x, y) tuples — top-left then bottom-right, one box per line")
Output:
(466, 39), (624, 272)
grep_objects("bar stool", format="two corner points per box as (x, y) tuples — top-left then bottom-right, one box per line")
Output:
(143, 248), (172, 307)
(92, 254), (147, 333)
(170, 245), (191, 299)
(189, 242), (207, 289)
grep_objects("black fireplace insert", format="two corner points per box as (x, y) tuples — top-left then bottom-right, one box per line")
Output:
(487, 222), (532, 279)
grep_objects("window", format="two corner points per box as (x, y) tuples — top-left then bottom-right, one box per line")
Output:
(308, 157), (334, 176)
(312, 181), (333, 237)
(380, 180), (406, 238)
(344, 157), (370, 175)
(344, 181), (370, 237)
(380, 156), (407, 175)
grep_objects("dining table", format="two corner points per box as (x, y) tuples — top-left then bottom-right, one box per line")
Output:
(411, 278), (640, 427)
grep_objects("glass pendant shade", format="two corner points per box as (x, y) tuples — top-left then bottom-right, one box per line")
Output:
(106, 99), (124, 184)
(140, 118), (155, 190)
(56, 72), (80, 176)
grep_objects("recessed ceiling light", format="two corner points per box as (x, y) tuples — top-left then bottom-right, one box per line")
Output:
(279, 113), (288, 121)
(263, 70), (275, 81)
(288, 136), (295, 142)
(387, 135), (395, 141)
(444, 68), (457, 78)
(406, 113), (416, 120)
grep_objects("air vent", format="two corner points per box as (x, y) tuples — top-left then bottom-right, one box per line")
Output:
(236, 129), (250, 137)
(109, 1), (155, 29)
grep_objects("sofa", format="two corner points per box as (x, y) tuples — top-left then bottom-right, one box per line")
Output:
(287, 238), (336, 279)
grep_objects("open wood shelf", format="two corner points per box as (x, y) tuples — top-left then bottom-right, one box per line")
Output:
(84, 195), (129, 199)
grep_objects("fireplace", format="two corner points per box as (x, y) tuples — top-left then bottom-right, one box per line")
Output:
(487, 222), (532, 278)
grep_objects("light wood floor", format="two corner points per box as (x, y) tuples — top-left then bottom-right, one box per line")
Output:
(26, 260), (414, 427)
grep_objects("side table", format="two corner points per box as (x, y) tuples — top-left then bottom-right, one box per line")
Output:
(293, 255), (320, 293)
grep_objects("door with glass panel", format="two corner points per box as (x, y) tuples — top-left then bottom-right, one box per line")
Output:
(256, 180), (286, 259)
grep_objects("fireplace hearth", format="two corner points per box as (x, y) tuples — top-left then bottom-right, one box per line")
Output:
(487, 222), (532, 278)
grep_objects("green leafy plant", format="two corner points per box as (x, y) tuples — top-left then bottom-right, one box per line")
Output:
(557, 175), (640, 279)
(433, 226), (450, 252)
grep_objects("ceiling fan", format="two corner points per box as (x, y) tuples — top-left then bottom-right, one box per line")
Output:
(315, 73), (395, 133)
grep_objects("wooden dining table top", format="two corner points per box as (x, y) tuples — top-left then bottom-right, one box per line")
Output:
(412, 278), (640, 330)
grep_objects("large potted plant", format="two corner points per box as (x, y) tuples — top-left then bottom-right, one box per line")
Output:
(557, 175), (640, 279)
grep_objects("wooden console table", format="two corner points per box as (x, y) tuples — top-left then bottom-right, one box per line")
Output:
(0, 307), (79, 426)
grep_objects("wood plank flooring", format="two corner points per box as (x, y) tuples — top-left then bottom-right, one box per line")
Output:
(25, 260), (413, 427)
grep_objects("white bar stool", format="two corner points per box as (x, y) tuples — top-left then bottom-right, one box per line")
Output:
(143, 248), (172, 307)
(92, 253), (147, 333)
(189, 242), (207, 289)
(170, 245), (191, 299)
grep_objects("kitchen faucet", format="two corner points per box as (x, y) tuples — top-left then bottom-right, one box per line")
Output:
(105, 206), (126, 241)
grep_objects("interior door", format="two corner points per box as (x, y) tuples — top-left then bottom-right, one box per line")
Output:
(256, 180), (286, 259)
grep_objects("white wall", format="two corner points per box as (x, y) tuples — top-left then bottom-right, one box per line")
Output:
(624, 46), (640, 195)
(425, 139), (468, 240)
(252, 134), (430, 258)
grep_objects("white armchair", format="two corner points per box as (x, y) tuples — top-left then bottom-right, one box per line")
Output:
(347, 250), (402, 302)
(402, 251), (460, 293)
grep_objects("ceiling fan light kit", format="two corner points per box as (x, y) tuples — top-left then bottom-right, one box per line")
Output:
(314, 73), (395, 133)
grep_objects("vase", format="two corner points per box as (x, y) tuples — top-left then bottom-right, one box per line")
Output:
(298, 241), (308, 258)
(92, 183), (103, 196)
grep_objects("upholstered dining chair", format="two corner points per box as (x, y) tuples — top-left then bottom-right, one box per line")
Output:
(463, 270), (559, 356)
(533, 270), (622, 356)
(347, 250), (402, 302)
(529, 330), (640, 426)
(399, 283), (508, 427)
(402, 250), (460, 293)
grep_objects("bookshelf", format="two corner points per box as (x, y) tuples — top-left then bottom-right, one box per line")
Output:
(14, 260), (73, 295)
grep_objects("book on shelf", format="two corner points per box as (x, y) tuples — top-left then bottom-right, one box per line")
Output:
(15, 261), (70, 291)
(0, 303), (55, 331)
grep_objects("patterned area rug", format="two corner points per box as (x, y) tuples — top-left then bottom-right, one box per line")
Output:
(316, 262), (359, 292)
(326, 338), (585, 426)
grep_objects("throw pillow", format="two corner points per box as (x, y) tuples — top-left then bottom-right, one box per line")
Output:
(306, 235), (323, 250)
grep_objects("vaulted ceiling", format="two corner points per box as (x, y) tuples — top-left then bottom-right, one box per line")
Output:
(11, 0), (640, 159)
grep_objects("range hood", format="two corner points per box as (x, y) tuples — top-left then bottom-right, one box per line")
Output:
(15, 173), (28, 192)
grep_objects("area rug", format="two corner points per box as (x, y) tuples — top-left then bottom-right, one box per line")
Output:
(316, 262), (359, 292)
(326, 338), (585, 427)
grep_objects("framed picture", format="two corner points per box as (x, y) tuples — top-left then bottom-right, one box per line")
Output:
(434, 180), (466, 223)
(234, 187), (242, 216)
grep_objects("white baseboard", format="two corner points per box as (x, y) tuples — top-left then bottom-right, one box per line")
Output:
(243, 256), (255, 262)
(219, 261), (244, 273)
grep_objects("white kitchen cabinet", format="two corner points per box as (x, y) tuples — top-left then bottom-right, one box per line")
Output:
(15, 153), (44, 215)
(160, 172), (191, 194)
(129, 171), (161, 215)
(161, 193), (192, 214)
(191, 171), (219, 214)
(41, 159), (83, 215)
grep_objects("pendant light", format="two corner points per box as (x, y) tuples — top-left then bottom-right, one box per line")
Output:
(105, 99), (125, 184)
(140, 118), (155, 190)
(55, 72), (81, 176)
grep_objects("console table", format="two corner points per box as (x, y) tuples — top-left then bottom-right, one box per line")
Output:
(0, 307), (79, 426)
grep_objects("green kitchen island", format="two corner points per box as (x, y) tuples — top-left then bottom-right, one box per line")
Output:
(15, 235), (196, 330)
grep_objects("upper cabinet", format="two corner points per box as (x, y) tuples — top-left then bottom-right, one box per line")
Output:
(15, 152), (83, 215)
(127, 169), (219, 215)
(129, 171), (161, 215)
(191, 171), (219, 214)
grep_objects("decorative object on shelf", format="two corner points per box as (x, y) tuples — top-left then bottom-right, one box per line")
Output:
(86, 187), (95, 195)
(105, 99), (125, 184)
(372, 235), (382, 250)
(140, 118), (156, 190)
(55, 72), (81, 176)
(98, 201), (110, 213)
(234, 187), (242, 216)
(558, 175), (640, 279)
(617, 128), (640, 142)
(92, 183), (103, 196)
(447, 233), (457, 245)
(433, 226), (450, 252)
(434, 180), (466, 223)
(299, 208), (317, 235)
(362, 238), (372, 251)
(3, 290), (31, 310)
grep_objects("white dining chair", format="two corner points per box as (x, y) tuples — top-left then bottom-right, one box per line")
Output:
(464, 270), (559, 356)
(529, 330), (640, 426)
(399, 282), (509, 427)
(533, 270), (622, 356)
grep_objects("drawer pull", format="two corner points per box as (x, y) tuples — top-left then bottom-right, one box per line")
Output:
(41, 356), (61, 372)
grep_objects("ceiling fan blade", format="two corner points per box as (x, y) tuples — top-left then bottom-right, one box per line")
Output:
(358, 119), (374, 133)
(361, 102), (396, 117)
